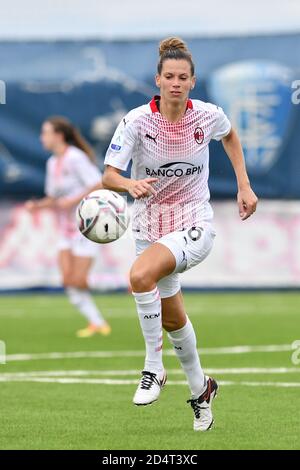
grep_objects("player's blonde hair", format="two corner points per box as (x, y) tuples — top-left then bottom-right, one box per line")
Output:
(46, 116), (96, 163)
(157, 37), (195, 75)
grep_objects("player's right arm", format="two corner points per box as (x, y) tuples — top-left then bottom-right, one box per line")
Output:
(25, 157), (56, 211)
(24, 197), (56, 212)
(103, 110), (157, 199)
(103, 165), (157, 199)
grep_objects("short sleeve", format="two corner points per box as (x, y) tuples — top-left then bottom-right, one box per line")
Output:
(104, 115), (137, 171)
(72, 152), (102, 187)
(45, 158), (55, 197)
(212, 106), (231, 141)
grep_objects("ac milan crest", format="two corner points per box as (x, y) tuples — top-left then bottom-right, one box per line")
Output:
(194, 127), (204, 144)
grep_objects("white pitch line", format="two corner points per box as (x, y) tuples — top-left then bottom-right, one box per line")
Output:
(219, 381), (300, 388)
(0, 376), (299, 388)
(0, 367), (299, 378)
(4, 344), (293, 362)
(207, 367), (300, 375)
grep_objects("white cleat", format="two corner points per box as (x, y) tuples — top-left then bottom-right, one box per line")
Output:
(133, 370), (167, 406)
(187, 376), (218, 431)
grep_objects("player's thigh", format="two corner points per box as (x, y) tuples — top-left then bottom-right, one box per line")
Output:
(58, 249), (73, 285)
(71, 256), (94, 285)
(161, 290), (187, 332)
(130, 242), (177, 284)
(71, 234), (98, 283)
(72, 254), (94, 279)
(158, 224), (216, 273)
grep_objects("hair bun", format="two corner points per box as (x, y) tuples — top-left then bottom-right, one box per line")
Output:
(159, 37), (188, 56)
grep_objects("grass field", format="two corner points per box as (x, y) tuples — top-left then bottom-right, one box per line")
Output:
(0, 292), (300, 450)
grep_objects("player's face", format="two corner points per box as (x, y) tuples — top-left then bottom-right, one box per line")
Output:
(40, 122), (63, 151)
(156, 59), (196, 104)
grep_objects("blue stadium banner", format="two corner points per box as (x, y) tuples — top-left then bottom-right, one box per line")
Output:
(0, 36), (299, 199)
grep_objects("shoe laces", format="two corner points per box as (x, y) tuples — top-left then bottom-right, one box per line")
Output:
(140, 371), (160, 390)
(186, 398), (207, 418)
(187, 380), (212, 418)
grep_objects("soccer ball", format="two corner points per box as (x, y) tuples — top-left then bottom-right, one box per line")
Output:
(76, 189), (130, 244)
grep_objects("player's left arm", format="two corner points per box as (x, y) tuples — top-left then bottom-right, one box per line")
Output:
(222, 127), (258, 221)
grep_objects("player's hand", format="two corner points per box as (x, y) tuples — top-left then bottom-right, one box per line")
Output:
(24, 200), (39, 212)
(127, 178), (158, 199)
(237, 186), (258, 220)
(56, 197), (75, 210)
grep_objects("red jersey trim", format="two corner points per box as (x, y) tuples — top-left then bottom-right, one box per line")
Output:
(186, 99), (193, 109)
(150, 96), (193, 113)
(150, 96), (160, 112)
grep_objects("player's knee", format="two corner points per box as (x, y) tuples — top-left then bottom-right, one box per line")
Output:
(130, 267), (155, 293)
(162, 318), (175, 331)
(62, 273), (73, 288)
(68, 275), (87, 289)
(162, 317), (185, 332)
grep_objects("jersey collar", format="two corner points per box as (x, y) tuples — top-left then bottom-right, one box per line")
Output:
(150, 95), (193, 113)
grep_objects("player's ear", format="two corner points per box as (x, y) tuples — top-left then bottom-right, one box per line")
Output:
(155, 74), (161, 88)
(191, 76), (196, 91)
(56, 131), (65, 143)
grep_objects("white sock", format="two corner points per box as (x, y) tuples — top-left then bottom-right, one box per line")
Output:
(132, 287), (164, 375)
(167, 317), (206, 398)
(66, 287), (105, 327)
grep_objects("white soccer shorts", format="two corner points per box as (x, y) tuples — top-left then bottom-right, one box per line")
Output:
(58, 232), (99, 258)
(135, 223), (216, 298)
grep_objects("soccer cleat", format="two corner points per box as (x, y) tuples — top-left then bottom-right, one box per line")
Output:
(133, 369), (167, 406)
(76, 323), (112, 338)
(187, 376), (218, 431)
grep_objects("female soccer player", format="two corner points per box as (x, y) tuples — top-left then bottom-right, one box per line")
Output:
(102, 37), (258, 431)
(25, 116), (111, 338)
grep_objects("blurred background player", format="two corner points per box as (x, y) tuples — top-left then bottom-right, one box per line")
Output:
(25, 116), (111, 338)
(102, 37), (257, 431)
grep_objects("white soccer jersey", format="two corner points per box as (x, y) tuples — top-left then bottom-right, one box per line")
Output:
(104, 96), (231, 242)
(45, 145), (102, 238)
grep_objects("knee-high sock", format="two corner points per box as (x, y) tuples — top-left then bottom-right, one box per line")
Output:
(132, 287), (164, 375)
(167, 317), (206, 397)
(66, 287), (105, 326)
